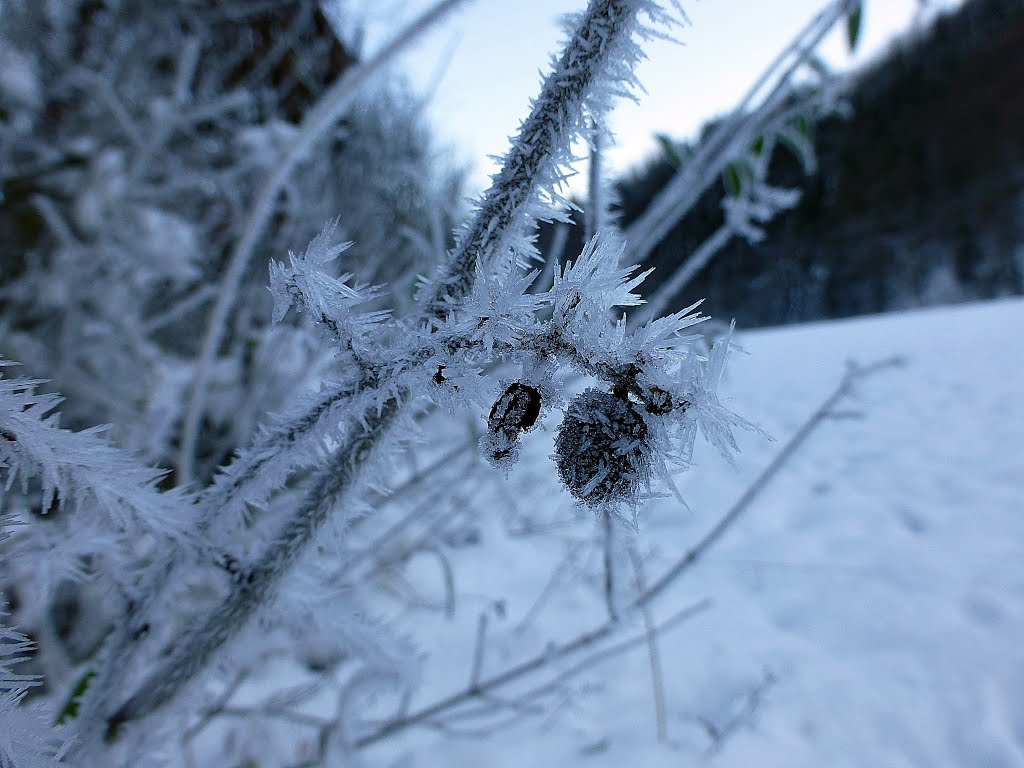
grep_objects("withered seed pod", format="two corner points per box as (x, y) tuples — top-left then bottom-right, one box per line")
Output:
(554, 388), (650, 507)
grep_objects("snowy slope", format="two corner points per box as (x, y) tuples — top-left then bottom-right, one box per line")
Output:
(375, 297), (1024, 768)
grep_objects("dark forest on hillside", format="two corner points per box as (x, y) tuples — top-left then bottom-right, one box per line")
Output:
(605, 0), (1024, 326)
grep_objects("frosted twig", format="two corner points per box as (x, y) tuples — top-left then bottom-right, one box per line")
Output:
(602, 511), (618, 621)
(423, 0), (654, 315)
(701, 669), (776, 755)
(585, 122), (607, 241)
(469, 612), (489, 690)
(181, 668), (250, 744)
(142, 286), (217, 333)
(512, 540), (589, 635)
(356, 598), (711, 748)
(103, 401), (402, 739)
(172, 35), (201, 105)
(62, 67), (145, 148)
(30, 195), (77, 248)
(628, 545), (667, 742)
(631, 223), (732, 328)
(633, 355), (906, 608)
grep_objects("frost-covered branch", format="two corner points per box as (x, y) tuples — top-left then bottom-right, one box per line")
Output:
(423, 0), (673, 315)
(92, 0), (684, 745)
(0, 363), (195, 595)
(104, 401), (402, 740)
(0, 616), (71, 767)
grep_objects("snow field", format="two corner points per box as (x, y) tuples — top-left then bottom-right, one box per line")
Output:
(391, 298), (1024, 767)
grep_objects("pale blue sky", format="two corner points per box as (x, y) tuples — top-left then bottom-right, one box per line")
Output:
(352, 0), (961, 194)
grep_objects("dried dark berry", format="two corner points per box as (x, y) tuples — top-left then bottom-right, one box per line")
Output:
(480, 382), (544, 468)
(554, 388), (651, 507)
(487, 382), (541, 434)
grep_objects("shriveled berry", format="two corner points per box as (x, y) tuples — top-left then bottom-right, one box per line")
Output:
(487, 382), (541, 434)
(554, 388), (651, 507)
(481, 382), (544, 469)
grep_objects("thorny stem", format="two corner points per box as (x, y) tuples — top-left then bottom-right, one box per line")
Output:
(425, 0), (642, 316)
(100, 295), (644, 719)
(73, 378), (370, 742)
(105, 402), (401, 740)
(94, 0), (656, 745)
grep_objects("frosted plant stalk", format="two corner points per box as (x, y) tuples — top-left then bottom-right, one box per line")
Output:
(94, 0), (669, 746)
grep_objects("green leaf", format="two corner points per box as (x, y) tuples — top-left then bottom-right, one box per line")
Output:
(723, 163), (742, 197)
(55, 669), (96, 725)
(723, 160), (755, 198)
(750, 136), (766, 156)
(778, 126), (816, 174)
(655, 133), (684, 168)
(846, 3), (864, 52)
(796, 113), (812, 139)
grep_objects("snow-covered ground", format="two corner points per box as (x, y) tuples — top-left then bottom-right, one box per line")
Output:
(367, 297), (1024, 767)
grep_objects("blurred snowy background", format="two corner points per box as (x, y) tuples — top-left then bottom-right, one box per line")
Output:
(1, 0), (1022, 765)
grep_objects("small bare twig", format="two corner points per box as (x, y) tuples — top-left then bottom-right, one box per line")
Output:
(602, 511), (617, 622)
(31, 194), (78, 248)
(701, 669), (777, 756)
(628, 546), (668, 742)
(218, 705), (330, 730)
(469, 612), (489, 691)
(61, 67), (146, 148)
(355, 598), (711, 748)
(634, 356), (906, 610)
(512, 539), (590, 635)
(182, 668), (251, 743)
(512, 598), (712, 706)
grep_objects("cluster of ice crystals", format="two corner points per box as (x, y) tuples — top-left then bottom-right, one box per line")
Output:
(269, 219), (386, 338)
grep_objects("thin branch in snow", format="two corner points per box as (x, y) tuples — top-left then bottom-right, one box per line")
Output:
(628, 545), (668, 742)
